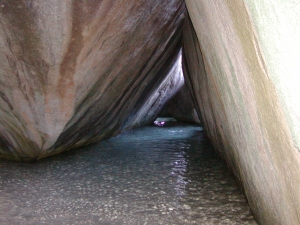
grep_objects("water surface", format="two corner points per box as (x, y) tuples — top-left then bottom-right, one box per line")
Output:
(0, 119), (257, 224)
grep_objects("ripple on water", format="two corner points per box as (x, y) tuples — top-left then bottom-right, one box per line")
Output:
(0, 120), (257, 225)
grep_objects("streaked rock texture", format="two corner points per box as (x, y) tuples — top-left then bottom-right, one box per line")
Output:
(184, 1), (300, 225)
(0, 0), (185, 161)
(163, 83), (200, 124)
(119, 51), (184, 131)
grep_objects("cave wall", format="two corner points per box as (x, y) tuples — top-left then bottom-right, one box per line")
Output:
(184, 1), (300, 224)
(0, 0), (185, 161)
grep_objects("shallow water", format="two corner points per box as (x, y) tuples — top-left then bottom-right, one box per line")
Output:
(0, 119), (257, 225)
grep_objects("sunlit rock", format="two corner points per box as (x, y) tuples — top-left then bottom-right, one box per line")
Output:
(0, 0), (185, 161)
(184, 2), (300, 225)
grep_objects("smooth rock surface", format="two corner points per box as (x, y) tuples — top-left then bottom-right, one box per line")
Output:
(184, 2), (300, 225)
(121, 51), (184, 131)
(0, 0), (185, 160)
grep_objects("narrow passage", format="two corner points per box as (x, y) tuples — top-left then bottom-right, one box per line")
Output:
(0, 118), (257, 224)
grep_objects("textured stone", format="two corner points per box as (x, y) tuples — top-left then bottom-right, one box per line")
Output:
(184, 2), (300, 225)
(0, 0), (185, 160)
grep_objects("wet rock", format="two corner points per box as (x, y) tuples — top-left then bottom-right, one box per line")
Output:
(184, 2), (300, 225)
(0, 0), (185, 160)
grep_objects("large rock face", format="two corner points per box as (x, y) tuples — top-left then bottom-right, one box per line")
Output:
(184, 1), (300, 225)
(0, 0), (185, 161)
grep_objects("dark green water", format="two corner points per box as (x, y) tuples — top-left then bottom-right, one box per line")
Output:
(0, 119), (257, 225)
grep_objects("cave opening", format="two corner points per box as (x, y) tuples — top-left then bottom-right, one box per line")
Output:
(0, 1), (264, 224)
(0, 23), (258, 225)
(0, 0), (299, 223)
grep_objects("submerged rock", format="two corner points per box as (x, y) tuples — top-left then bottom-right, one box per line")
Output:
(0, 0), (185, 160)
(184, 2), (300, 225)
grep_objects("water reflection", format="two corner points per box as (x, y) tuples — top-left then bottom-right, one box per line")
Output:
(0, 120), (256, 224)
